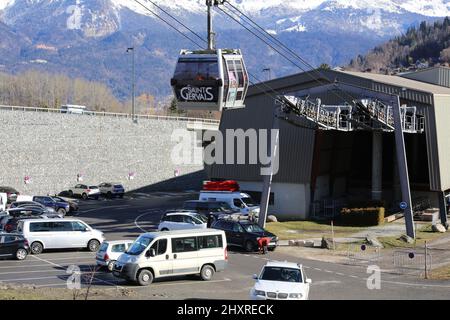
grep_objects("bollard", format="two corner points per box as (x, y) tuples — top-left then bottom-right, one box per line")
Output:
(424, 241), (429, 279)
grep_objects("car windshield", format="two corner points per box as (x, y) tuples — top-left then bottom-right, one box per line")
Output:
(242, 223), (265, 233)
(260, 267), (302, 283)
(126, 236), (154, 256)
(89, 186), (98, 189)
(242, 197), (257, 207)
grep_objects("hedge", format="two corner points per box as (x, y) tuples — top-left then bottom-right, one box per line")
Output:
(340, 207), (385, 226)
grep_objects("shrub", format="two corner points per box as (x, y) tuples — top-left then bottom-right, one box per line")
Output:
(340, 207), (385, 226)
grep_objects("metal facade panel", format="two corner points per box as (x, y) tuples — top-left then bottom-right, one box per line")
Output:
(431, 95), (450, 190)
(209, 93), (316, 183)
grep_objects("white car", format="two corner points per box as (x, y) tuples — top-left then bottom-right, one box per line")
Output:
(96, 240), (134, 271)
(68, 184), (100, 200)
(250, 261), (312, 300)
(98, 183), (125, 198)
(158, 211), (208, 231)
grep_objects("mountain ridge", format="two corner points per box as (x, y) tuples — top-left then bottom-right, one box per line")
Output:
(0, 0), (448, 101)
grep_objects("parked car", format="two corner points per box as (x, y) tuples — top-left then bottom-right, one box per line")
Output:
(96, 240), (134, 271)
(0, 186), (20, 204)
(158, 211), (208, 231)
(250, 261), (311, 300)
(17, 218), (104, 254)
(51, 196), (79, 214)
(68, 184), (100, 200)
(10, 201), (55, 212)
(0, 233), (30, 260)
(113, 229), (227, 286)
(3, 215), (45, 233)
(98, 183), (125, 198)
(183, 200), (240, 217)
(32, 196), (70, 215)
(1, 207), (62, 230)
(211, 218), (278, 252)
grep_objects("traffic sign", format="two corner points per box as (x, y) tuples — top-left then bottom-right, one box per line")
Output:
(400, 202), (408, 210)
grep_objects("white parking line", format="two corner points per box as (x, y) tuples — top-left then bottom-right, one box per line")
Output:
(31, 255), (123, 289)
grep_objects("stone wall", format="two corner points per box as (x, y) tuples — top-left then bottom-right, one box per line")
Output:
(0, 110), (204, 195)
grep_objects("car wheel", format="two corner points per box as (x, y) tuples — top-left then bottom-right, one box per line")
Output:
(82, 193), (88, 200)
(245, 240), (256, 252)
(137, 269), (154, 286)
(16, 248), (28, 260)
(107, 260), (116, 272)
(31, 242), (44, 255)
(200, 265), (215, 281)
(58, 208), (66, 216)
(87, 239), (100, 252)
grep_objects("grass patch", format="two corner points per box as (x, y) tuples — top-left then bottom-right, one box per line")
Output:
(379, 225), (443, 249)
(430, 264), (450, 280)
(266, 221), (365, 240)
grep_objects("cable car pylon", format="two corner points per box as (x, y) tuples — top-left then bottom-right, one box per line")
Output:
(170, 0), (249, 111)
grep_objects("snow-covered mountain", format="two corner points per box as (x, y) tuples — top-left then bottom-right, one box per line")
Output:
(0, 0), (448, 100)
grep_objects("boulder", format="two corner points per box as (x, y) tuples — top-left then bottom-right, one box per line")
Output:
(400, 234), (415, 244)
(432, 223), (447, 233)
(267, 215), (278, 223)
(321, 237), (335, 250)
(366, 236), (384, 248)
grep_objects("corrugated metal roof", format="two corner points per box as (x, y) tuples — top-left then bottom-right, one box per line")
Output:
(400, 66), (450, 89)
(342, 70), (450, 96)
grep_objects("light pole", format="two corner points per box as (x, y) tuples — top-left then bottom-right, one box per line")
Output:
(263, 68), (272, 81)
(126, 47), (137, 123)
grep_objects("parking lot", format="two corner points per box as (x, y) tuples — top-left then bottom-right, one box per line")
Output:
(2, 191), (450, 300)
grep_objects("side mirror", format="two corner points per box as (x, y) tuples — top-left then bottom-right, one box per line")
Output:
(252, 274), (258, 280)
(306, 278), (312, 284)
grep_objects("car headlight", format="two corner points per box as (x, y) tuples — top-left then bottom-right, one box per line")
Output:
(289, 293), (303, 299)
(254, 290), (266, 297)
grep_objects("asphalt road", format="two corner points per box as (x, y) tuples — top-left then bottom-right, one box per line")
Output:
(1, 192), (450, 300)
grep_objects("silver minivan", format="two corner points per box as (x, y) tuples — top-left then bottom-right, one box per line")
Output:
(113, 229), (228, 286)
(17, 218), (104, 254)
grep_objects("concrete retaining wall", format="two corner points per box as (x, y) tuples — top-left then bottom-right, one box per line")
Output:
(0, 109), (204, 195)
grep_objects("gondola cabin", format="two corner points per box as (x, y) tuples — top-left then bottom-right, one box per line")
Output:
(171, 49), (249, 111)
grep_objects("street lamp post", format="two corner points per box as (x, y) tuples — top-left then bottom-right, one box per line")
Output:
(126, 47), (137, 123)
(262, 68), (272, 81)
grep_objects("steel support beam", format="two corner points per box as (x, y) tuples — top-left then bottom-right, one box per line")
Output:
(438, 192), (449, 227)
(392, 96), (415, 239)
(259, 109), (281, 229)
(371, 131), (383, 201)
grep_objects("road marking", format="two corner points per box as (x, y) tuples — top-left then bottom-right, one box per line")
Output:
(312, 280), (342, 285)
(31, 255), (123, 289)
(336, 272), (345, 276)
(324, 270), (333, 273)
(134, 211), (160, 233)
(314, 268), (322, 271)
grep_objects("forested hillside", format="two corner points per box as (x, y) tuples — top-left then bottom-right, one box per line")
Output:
(349, 17), (450, 73)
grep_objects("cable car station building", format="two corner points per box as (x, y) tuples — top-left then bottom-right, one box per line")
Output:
(207, 68), (450, 224)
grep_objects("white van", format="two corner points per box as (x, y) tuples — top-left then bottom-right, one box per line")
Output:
(199, 191), (260, 217)
(17, 218), (104, 254)
(60, 104), (87, 114)
(113, 229), (227, 286)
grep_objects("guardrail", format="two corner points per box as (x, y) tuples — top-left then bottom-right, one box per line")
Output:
(0, 104), (220, 125)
